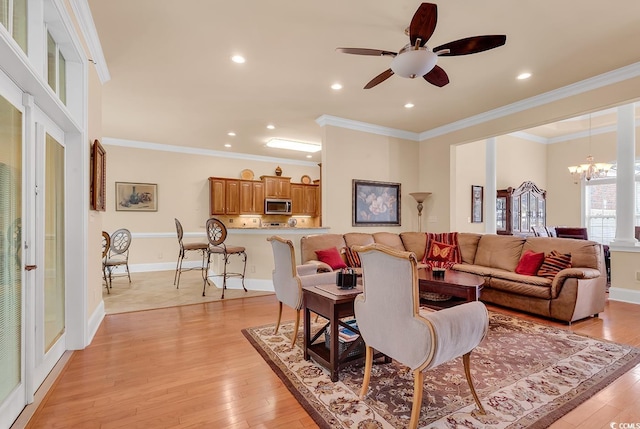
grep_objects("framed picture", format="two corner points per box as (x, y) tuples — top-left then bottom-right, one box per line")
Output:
(352, 179), (401, 226)
(115, 182), (158, 212)
(90, 139), (106, 211)
(471, 185), (483, 223)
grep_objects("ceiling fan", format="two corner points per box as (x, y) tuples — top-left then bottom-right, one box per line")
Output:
(336, 2), (506, 89)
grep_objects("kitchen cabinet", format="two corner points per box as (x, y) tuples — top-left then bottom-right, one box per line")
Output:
(496, 181), (546, 236)
(261, 175), (291, 198)
(291, 183), (318, 215)
(239, 180), (264, 214)
(209, 177), (240, 215)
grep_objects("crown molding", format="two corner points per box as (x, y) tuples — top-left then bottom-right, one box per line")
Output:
(102, 137), (319, 167)
(508, 131), (549, 144)
(69, 0), (110, 83)
(316, 114), (420, 141)
(419, 61), (640, 141)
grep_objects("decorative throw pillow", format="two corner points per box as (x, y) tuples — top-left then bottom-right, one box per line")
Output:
(315, 247), (348, 270)
(537, 250), (572, 279)
(515, 250), (546, 276)
(426, 241), (457, 263)
(421, 232), (461, 269)
(343, 247), (361, 268)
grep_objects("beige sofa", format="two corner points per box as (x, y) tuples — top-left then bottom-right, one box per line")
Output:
(300, 232), (606, 323)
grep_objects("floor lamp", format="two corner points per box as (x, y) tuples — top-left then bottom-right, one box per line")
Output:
(410, 192), (431, 232)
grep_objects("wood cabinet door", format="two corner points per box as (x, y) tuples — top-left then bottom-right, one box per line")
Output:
(239, 181), (254, 214)
(209, 178), (226, 215)
(291, 184), (304, 214)
(226, 179), (240, 214)
(252, 181), (264, 214)
(303, 185), (318, 215)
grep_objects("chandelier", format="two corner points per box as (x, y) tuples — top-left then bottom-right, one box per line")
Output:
(567, 114), (612, 182)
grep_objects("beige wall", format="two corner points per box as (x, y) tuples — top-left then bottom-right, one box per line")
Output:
(321, 126), (420, 232)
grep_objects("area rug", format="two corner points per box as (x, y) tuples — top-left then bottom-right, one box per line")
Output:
(242, 313), (640, 429)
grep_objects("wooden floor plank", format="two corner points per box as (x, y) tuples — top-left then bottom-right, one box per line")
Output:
(20, 293), (640, 429)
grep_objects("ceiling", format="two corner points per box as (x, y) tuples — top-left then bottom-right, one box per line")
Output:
(87, 1), (640, 162)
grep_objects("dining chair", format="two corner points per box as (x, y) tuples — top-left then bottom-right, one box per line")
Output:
(101, 231), (110, 293)
(531, 226), (550, 237)
(174, 218), (209, 288)
(104, 228), (132, 288)
(267, 235), (336, 347)
(354, 243), (488, 429)
(203, 218), (247, 298)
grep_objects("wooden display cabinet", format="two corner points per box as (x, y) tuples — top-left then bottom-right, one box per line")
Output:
(261, 175), (291, 198)
(239, 180), (264, 214)
(209, 177), (240, 215)
(496, 181), (546, 236)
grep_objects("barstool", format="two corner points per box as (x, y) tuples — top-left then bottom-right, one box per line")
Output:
(174, 218), (209, 288)
(203, 218), (248, 298)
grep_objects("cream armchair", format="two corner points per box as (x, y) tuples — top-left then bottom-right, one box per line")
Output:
(354, 243), (488, 429)
(267, 236), (337, 347)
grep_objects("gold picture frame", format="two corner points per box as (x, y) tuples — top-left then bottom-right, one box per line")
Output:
(90, 139), (106, 211)
(471, 185), (483, 223)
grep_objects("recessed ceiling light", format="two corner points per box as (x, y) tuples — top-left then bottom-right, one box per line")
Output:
(224, 143), (232, 148)
(227, 132), (236, 136)
(231, 55), (245, 64)
(404, 103), (415, 108)
(517, 72), (532, 80)
(331, 83), (343, 90)
(306, 155), (312, 158)
(266, 124), (275, 130)
(266, 138), (321, 153)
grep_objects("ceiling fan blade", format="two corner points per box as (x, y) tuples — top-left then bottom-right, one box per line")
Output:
(423, 65), (449, 87)
(409, 3), (438, 47)
(364, 69), (394, 89)
(336, 47), (397, 57)
(434, 35), (506, 56)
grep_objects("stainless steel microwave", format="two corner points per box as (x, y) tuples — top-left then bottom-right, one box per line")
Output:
(265, 198), (292, 215)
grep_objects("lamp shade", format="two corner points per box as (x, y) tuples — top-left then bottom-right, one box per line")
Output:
(391, 50), (438, 78)
(410, 192), (432, 203)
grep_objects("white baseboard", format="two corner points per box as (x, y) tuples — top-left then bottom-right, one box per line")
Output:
(87, 300), (105, 346)
(608, 287), (640, 305)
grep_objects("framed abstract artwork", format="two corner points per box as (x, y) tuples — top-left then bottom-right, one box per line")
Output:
(352, 179), (401, 226)
(115, 182), (158, 212)
(90, 139), (106, 211)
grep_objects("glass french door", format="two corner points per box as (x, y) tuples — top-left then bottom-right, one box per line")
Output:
(0, 82), (25, 429)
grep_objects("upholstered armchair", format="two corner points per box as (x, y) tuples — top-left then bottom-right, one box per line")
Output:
(267, 236), (337, 347)
(354, 243), (488, 429)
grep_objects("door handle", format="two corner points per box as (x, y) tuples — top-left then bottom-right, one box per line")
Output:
(25, 265), (37, 271)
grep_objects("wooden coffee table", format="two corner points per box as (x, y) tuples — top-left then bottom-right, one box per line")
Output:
(418, 268), (484, 308)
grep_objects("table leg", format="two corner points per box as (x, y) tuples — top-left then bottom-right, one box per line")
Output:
(329, 302), (339, 382)
(304, 305), (311, 361)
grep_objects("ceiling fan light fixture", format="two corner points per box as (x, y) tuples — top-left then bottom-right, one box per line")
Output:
(391, 49), (437, 78)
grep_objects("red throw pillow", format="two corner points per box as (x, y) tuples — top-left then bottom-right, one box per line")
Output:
(537, 250), (572, 279)
(343, 247), (361, 268)
(515, 250), (545, 276)
(315, 247), (347, 270)
(426, 241), (457, 263)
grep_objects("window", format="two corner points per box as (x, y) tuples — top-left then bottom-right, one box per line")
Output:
(585, 164), (640, 244)
(1, 0), (28, 53)
(46, 30), (66, 104)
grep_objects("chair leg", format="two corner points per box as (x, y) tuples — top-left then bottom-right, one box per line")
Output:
(291, 309), (301, 347)
(274, 302), (283, 335)
(174, 250), (182, 287)
(202, 252), (211, 296)
(463, 352), (486, 414)
(240, 251), (247, 292)
(409, 369), (424, 429)
(359, 345), (374, 399)
(221, 253), (229, 299)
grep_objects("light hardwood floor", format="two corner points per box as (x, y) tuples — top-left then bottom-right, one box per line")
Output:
(19, 295), (640, 429)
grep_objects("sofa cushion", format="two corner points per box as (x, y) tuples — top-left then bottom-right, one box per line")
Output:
(300, 234), (347, 266)
(458, 233), (482, 264)
(426, 241), (457, 264)
(474, 235), (525, 272)
(372, 232), (405, 250)
(523, 237), (600, 271)
(421, 232), (462, 265)
(400, 232), (427, 260)
(537, 250), (572, 279)
(344, 232), (375, 248)
(515, 250), (545, 276)
(315, 247), (347, 270)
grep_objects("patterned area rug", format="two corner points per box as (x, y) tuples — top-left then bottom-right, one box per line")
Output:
(242, 313), (640, 429)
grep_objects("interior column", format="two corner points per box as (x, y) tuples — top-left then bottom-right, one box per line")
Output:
(611, 103), (636, 246)
(485, 137), (497, 233)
